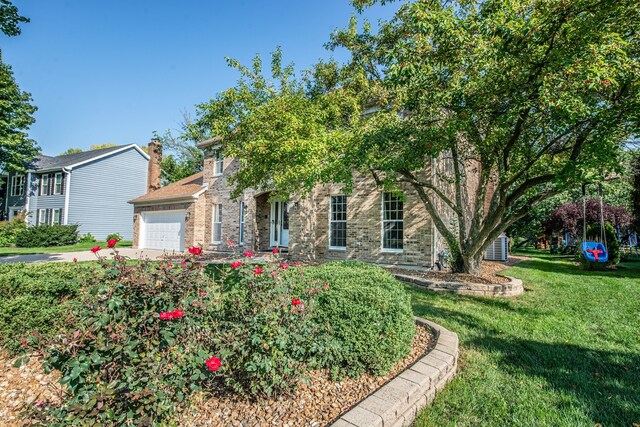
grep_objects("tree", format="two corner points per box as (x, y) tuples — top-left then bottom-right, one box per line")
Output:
(192, 0), (640, 273)
(89, 143), (118, 151)
(543, 199), (632, 237)
(157, 114), (204, 185)
(632, 151), (640, 233)
(0, 0), (37, 173)
(59, 148), (83, 155)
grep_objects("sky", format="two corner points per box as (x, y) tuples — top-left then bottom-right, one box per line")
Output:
(2, 0), (396, 156)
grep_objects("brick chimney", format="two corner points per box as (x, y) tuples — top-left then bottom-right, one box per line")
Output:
(147, 139), (162, 193)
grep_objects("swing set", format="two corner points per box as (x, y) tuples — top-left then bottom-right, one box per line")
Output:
(580, 183), (609, 263)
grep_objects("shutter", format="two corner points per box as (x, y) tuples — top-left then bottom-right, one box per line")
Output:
(48, 174), (54, 195)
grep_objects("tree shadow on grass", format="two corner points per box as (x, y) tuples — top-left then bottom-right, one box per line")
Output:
(468, 334), (640, 425)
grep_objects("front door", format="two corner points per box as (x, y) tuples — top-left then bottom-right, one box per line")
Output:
(270, 201), (289, 248)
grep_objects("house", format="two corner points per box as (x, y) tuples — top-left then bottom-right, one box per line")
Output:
(0, 144), (149, 240)
(130, 139), (450, 266)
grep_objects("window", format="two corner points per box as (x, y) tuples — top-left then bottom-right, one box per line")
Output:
(40, 175), (49, 195)
(212, 204), (222, 243)
(54, 173), (63, 195)
(38, 209), (46, 225)
(382, 193), (403, 251)
(239, 202), (246, 245)
(52, 208), (61, 225)
(329, 195), (347, 249)
(213, 149), (224, 176)
(10, 175), (25, 197)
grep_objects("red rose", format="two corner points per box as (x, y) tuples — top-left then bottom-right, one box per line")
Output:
(188, 246), (202, 255)
(159, 311), (173, 320)
(205, 355), (222, 372)
(227, 239), (233, 246)
(107, 238), (118, 248)
(21, 338), (27, 347)
(167, 263), (173, 268)
(172, 309), (184, 319)
(91, 246), (101, 253)
(181, 260), (187, 265)
(73, 257), (78, 263)
(292, 298), (302, 306)
(243, 249), (254, 258)
(272, 247), (279, 254)
(230, 261), (242, 269)
(280, 263), (289, 270)
(253, 266), (263, 275)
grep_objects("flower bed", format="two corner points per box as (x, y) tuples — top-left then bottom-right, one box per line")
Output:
(6, 243), (416, 426)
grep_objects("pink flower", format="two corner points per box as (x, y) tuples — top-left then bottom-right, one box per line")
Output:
(272, 247), (279, 254)
(181, 260), (187, 265)
(91, 245), (101, 253)
(205, 355), (222, 372)
(167, 263), (173, 268)
(188, 246), (202, 255)
(230, 260), (242, 269)
(292, 298), (302, 306)
(243, 249), (254, 258)
(107, 238), (118, 248)
(227, 239), (234, 246)
(172, 309), (184, 319)
(253, 266), (264, 275)
(159, 309), (184, 320)
(20, 338), (27, 347)
(280, 263), (289, 270)
(73, 257), (78, 263)
(271, 271), (277, 278)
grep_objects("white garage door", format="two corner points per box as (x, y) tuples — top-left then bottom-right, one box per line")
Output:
(141, 211), (185, 252)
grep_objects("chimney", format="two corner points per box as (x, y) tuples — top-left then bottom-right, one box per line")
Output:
(147, 139), (162, 193)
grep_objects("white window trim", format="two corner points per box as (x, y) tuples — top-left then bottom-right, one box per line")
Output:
(213, 149), (224, 177)
(10, 175), (25, 197)
(238, 202), (246, 246)
(381, 192), (404, 253)
(38, 209), (46, 225)
(40, 174), (49, 195)
(329, 195), (347, 250)
(212, 204), (222, 244)
(52, 208), (61, 225)
(54, 172), (63, 195)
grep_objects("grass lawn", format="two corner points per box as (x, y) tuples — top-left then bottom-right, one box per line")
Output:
(413, 251), (640, 426)
(0, 240), (132, 257)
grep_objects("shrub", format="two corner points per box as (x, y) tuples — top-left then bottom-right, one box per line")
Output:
(0, 263), (90, 354)
(0, 216), (27, 246)
(105, 232), (123, 242)
(303, 261), (415, 378)
(15, 224), (79, 247)
(78, 233), (96, 243)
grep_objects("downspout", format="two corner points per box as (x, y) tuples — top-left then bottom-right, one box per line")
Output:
(63, 167), (71, 225)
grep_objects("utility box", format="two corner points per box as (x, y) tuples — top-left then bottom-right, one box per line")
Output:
(485, 235), (509, 262)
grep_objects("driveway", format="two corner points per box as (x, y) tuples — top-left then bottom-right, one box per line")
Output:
(0, 248), (169, 264)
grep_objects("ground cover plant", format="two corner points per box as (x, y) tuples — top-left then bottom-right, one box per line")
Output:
(7, 246), (414, 426)
(412, 251), (640, 426)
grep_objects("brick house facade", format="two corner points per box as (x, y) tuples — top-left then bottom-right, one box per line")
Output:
(131, 139), (449, 267)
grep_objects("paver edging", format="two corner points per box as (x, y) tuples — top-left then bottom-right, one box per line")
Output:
(394, 273), (524, 297)
(330, 317), (458, 427)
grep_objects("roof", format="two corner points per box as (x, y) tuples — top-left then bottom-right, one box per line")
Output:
(129, 171), (206, 204)
(28, 144), (149, 172)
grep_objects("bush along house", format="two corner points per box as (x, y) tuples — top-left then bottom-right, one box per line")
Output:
(130, 138), (460, 267)
(0, 145), (149, 240)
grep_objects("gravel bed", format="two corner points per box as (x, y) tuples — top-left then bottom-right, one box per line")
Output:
(0, 325), (432, 426)
(178, 324), (432, 426)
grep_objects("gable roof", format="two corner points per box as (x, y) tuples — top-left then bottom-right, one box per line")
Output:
(128, 172), (206, 204)
(29, 144), (149, 172)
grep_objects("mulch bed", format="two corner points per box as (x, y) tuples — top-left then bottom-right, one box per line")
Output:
(0, 325), (433, 427)
(386, 255), (528, 285)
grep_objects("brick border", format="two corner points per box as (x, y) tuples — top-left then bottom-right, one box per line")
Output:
(394, 274), (524, 297)
(331, 317), (459, 427)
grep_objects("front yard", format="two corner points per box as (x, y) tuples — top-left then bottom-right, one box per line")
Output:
(0, 252), (638, 425)
(413, 252), (640, 426)
(0, 241), (132, 257)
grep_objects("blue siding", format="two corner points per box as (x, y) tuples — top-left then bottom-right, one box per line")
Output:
(28, 173), (66, 224)
(67, 147), (148, 240)
(5, 172), (28, 218)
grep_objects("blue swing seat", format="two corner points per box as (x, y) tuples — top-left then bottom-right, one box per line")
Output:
(581, 242), (608, 263)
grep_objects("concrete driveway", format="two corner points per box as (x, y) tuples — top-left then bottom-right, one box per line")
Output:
(0, 248), (170, 264)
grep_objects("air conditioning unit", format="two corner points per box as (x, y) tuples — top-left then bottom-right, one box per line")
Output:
(485, 235), (509, 262)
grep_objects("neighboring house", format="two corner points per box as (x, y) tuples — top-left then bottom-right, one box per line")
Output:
(130, 139), (450, 267)
(0, 145), (149, 240)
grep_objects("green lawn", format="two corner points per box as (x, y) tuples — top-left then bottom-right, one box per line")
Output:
(413, 252), (640, 426)
(0, 240), (132, 256)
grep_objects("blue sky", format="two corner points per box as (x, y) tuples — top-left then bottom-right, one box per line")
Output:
(3, 0), (395, 156)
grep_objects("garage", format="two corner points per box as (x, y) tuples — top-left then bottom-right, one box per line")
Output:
(140, 211), (185, 252)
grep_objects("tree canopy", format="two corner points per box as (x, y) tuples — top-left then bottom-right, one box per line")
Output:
(191, 0), (639, 273)
(0, 0), (28, 38)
